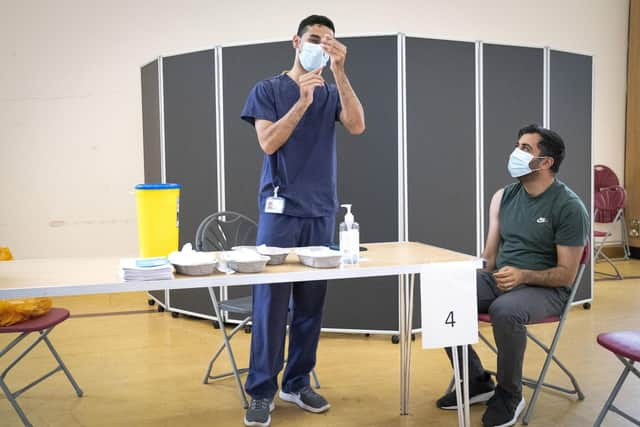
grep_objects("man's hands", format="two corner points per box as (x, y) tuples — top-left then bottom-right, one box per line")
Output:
(298, 68), (324, 106)
(297, 35), (347, 106)
(321, 35), (347, 72)
(493, 266), (526, 292)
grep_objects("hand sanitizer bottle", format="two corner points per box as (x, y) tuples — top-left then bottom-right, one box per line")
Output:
(339, 204), (360, 264)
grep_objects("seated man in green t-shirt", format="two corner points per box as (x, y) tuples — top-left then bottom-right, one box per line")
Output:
(436, 124), (589, 427)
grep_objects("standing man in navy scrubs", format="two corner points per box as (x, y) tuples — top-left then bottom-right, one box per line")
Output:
(240, 15), (365, 427)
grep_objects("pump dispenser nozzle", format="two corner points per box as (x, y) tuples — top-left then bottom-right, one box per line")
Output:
(341, 204), (354, 226)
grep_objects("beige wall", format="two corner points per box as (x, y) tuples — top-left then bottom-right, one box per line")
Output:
(0, 0), (629, 258)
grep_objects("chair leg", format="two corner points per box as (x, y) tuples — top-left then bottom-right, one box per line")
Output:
(525, 331), (584, 399)
(311, 368), (321, 389)
(207, 287), (249, 409)
(203, 341), (227, 384)
(596, 252), (623, 280)
(523, 322), (582, 425)
(0, 375), (33, 427)
(0, 327), (82, 427)
(621, 217), (631, 259)
(479, 331), (499, 355)
(445, 375), (455, 394)
(594, 360), (634, 427)
(203, 317), (251, 383)
(594, 233), (624, 280)
(41, 333), (83, 397)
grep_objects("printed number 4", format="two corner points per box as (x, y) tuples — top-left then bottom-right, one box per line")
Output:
(445, 311), (456, 328)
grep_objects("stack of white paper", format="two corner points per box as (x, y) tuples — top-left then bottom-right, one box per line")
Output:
(119, 259), (174, 281)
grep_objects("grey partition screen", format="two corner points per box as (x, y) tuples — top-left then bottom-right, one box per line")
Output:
(141, 60), (162, 184)
(162, 49), (220, 317)
(483, 44), (544, 234)
(322, 35), (399, 331)
(140, 35), (594, 327)
(163, 49), (218, 245)
(550, 50), (593, 303)
(406, 38), (477, 253)
(406, 37), (477, 328)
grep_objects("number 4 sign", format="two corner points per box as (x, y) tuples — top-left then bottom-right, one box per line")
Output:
(420, 261), (479, 349)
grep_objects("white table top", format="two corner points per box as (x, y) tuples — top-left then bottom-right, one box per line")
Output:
(0, 242), (479, 298)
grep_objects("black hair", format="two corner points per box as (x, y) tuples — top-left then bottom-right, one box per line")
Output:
(297, 15), (335, 37)
(517, 124), (565, 173)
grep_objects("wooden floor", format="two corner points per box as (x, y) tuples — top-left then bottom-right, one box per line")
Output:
(1, 260), (639, 426)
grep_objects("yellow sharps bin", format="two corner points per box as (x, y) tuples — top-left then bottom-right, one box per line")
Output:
(135, 183), (181, 257)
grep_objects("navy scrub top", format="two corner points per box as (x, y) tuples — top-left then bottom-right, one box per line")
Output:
(241, 73), (342, 218)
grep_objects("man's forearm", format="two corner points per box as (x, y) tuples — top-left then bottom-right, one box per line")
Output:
(333, 68), (365, 134)
(522, 266), (575, 288)
(259, 100), (310, 155)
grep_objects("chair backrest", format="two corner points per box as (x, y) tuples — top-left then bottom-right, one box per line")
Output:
(563, 242), (590, 313)
(194, 211), (258, 251)
(594, 164), (620, 192)
(594, 185), (626, 223)
(579, 240), (590, 266)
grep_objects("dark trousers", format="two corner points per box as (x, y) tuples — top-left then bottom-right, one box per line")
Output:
(244, 213), (335, 399)
(446, 270), (569, 395)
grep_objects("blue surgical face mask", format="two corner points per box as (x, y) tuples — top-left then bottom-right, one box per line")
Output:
(508, 148), (544, 178)
(299, 41), (329, 71)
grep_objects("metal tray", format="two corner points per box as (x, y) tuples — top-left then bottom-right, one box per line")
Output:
(226, 256), (269, 273)
(233, 246), (290, 266)
(296, 253), (341, 269)
(173, 262), (217, 276)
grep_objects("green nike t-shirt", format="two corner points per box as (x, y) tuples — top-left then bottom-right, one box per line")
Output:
(496, 179), (589, 271)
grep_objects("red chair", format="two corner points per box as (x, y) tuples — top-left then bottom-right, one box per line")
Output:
(0, 308), (83, 427)
(594, 164), (620, 195)
(593, 164), (630, 260)
(476, 244), (589, 425)
(594, 185), (627, 280)
(593, 330), (640, 426)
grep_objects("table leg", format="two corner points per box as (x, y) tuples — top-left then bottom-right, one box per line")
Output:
(463, 345), (470, 427)
(452, 346), (466, 427)
(399, 273), (415, 415)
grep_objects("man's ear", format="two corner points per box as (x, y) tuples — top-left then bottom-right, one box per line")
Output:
(292, 35), (301, 50)
(541, 156), (555, 171)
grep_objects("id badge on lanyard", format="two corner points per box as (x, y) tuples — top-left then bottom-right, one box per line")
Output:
(264, 185), (285, 214)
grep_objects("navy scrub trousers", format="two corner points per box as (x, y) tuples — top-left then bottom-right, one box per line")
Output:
(244, 212), (335, 399)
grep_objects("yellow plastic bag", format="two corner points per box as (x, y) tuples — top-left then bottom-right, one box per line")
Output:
(0, 248), (51, 326)
(0, 247), (13, 261)
(0, 298), (53, 327)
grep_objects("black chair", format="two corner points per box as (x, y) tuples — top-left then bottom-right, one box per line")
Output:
(196, 211), (320, 409)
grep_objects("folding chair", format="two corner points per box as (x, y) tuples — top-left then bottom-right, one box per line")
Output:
(0, 308), (83, 427)
(594, 185), (627, 280)
(593, 330), (640, 426)
(195, 211), (320, 409)
(594, 164), (630, 260)
(473, 244), (589, 425)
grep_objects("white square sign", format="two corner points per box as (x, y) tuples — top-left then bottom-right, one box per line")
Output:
(421, 262), (478, 349)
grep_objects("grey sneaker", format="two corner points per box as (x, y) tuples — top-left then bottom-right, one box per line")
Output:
(279, 386), (330, 413)
(244, 398), (275, 427)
